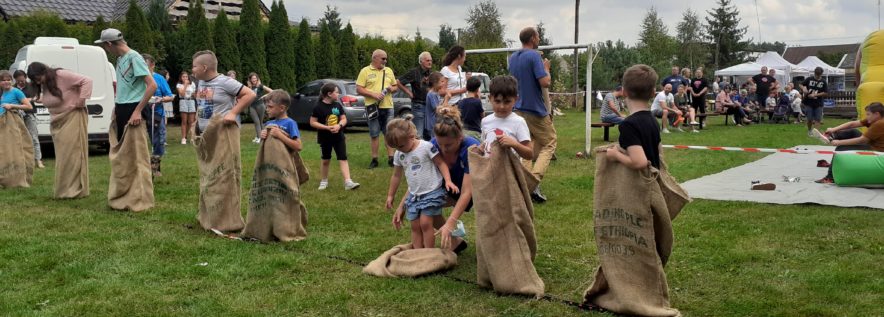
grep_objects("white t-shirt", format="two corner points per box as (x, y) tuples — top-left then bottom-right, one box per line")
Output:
(195, 74), (244, 131)
(789, 89), (802, 104)
(441, 65), (466, 104)
(480, 112), (531, 146)
(652, 91), (671, 111)
(177, 82), (196, 99)
(394, 140), (444, 196)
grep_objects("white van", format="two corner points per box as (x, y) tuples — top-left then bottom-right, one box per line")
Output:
(9, 37), (116, 150)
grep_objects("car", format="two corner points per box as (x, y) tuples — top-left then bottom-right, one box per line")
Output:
(287, 79), (413, 127)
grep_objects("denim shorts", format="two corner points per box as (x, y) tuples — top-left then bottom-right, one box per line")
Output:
(804, 105), (823, 122)
(179, 99), (196, 113)
(404, 187), (447, 221)
(368, 108), (394, 138)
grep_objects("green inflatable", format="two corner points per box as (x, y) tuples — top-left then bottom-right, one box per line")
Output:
(832, 153), (884, 186)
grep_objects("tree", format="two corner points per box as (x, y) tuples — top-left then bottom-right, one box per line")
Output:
(124, 0), (156, 58)
(0, 21), (24, 66)
(706, 0), (749, 69)
(294, 19), (316, 87)
(185, 0), (213, 56)
(213, 9), (241, 76)
(337, 23), (359, 79)
(265, 1), (296, 91)
(746, 41), (787, 54)
(92, 15), (109, 41)
(315, 24), (339, 79)
(438, 24), (456, 51)
(238, 0), (269, 82)
(145, 0), (171, 64)
(537, 22), (561, 85)
(637, 7), (676, 76)
(676, 9), (708, 70)
(461, 0), (505, 47)
(319, 5), (343, 41)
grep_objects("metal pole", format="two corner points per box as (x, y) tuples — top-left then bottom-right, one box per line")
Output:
(585, 47), (593, 155)
(574, 0), (580, 109)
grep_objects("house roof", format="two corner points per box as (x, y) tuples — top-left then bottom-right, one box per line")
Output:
(782, 43), (860, 65)
(0, 0), (270, 23)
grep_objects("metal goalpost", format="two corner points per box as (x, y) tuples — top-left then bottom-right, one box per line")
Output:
(465, 44), (597, 155)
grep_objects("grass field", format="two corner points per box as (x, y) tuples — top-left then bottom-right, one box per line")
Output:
(1, 110), (881, 316)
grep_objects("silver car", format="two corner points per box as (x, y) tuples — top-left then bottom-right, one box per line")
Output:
(287, 79), (413, 126)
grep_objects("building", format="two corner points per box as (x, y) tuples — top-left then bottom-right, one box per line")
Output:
(0, 0), (270, 24)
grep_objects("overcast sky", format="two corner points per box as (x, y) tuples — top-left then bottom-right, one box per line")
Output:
(273, 0), (881, 48)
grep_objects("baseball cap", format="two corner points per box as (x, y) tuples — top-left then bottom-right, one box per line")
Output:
(94, 28), (124, 44)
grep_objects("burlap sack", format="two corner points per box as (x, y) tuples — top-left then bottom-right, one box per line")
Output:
(583, 145), (690, 317)
(107, 119), (154, 211)
(192, 116), (244, 232)
(51, 108), (89, 198)
(241, 135), (308, 242)
(363, 244), (458, 278)
(468, 144), (545, 297)
(0, 111), (34, 188)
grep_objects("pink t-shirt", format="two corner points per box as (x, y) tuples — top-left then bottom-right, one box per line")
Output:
(38, 69), (93, 120)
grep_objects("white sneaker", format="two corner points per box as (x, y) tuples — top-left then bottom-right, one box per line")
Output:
(344, 180), (361, 190)
(691, 129), (700, 133)
(676, 127), (685, 132)
(318, 180), (328, 190)
(689, 121), (699, 125)
(252, 137), (261, 144)
(807, 130), (814, 138)
(662, 129), (671, 134)
(181, 138), (187, 145)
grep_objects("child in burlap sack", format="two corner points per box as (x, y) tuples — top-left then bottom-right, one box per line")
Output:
(387, 118), (460, 249)
(584, 64), (686, 316)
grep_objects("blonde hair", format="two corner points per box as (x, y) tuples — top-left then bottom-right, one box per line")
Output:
(192, 50), (218, 71)
(262, 89), (291, 107)
(433, 105), (463, 138)
(385, 118), (417, 148)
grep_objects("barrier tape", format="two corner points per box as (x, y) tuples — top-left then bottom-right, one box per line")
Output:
(663, 144), (884, 156)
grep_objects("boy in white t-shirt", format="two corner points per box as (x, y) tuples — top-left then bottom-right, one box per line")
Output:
(480, 75), (534, 160)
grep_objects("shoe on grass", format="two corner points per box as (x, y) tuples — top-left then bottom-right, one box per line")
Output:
(318, 180), (328, 190)
(37, 160), (45, 169)
(530, 186), (548, 203)
(368, 158), (378, 169)
(181, 138), (187, 145)
(661, 128), (671, 134)
(344, 180), (361, 190)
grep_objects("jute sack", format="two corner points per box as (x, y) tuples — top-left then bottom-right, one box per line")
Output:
(363, 244), (457, 278)
(583, 145), (690, 317)
(241, 135), (308, 242)
(192, 116), (244, 232)
(468, 143), (545, 297)
(51, 108), (89, 198)
(107, 119), (154, 211)
(0, 111), (34, 188)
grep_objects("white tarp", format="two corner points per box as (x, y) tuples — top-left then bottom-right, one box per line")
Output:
(755, 51), (813, 79)
(681, 145), (884, 210)
(797, 56), (846, 76)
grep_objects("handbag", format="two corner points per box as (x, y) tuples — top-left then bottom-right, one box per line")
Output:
(365, 68), (386, 120)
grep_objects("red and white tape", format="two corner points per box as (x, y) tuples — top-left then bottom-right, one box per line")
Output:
(662, 144), (884, 156)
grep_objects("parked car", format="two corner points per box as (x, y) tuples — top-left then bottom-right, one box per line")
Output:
(288, 79), (412, 127)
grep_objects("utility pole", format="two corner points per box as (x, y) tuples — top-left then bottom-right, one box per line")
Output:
(573, 0), (580, 109)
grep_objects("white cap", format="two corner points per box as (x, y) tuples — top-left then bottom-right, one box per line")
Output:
(94, 28), (124, 44)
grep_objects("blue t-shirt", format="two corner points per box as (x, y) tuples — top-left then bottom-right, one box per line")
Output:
(662, 75), (685, 92)
(431, 136), (480, 189)
(425, 91), (441, 135)
(508, 49), (549, 117)
(152, 73), (173, 116)
(265, 118), (300, 139)
(1, 88), (27, 106)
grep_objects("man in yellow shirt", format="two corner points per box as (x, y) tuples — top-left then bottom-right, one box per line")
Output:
(356, 49), (398, 168)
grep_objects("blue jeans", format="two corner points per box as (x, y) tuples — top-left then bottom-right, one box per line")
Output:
(411, 102), (427, 140)
(150, 109), (166, 156)
(600, 114), (624, 125)
(368, 108), (394, 138)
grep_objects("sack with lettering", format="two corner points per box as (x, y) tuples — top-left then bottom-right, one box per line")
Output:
(52, 108), (89, 198)
(241, 135), (308, 242)
(363, 244), (457, 278)
(583, 145), (690, 316)
(107, 119), (154, 211)
(0, 110), (34, 188)
(192, 116), (244, 232)
(468, 143), (545, 297)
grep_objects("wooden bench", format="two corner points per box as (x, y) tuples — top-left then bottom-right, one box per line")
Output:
(590, 122), (615, 141)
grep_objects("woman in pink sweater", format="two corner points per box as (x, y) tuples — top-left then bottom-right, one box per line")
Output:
(27, 62), (93, 198)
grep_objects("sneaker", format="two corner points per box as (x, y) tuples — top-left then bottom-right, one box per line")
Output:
(807, 130), (814, 138)
(530, 186), (548, 203)
(36, 160), (45, 169)
(689, 121), (699, 125)
(751, 183), (776, 190)
(344, 180), (361, 190)
(252, 137), (261, 144)
(368, 158), (379, 169)
(676, 127), (685, 132)
(817, 160), (831, 168)
(814, 177), (834, 184)
(691, 129), (700, 133)
(318, 180), (328, 190)
(661, 129), (671, 134)
(387, 156), (394, 167)
(181, 138), (187, 145)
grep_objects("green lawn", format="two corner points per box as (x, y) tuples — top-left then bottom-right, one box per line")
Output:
(1, 110), (881, 316)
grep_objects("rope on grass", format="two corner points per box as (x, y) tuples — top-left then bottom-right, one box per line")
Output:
(663, 144), (884, 156)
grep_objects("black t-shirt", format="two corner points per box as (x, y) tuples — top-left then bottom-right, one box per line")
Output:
(752, 74), (776, 95)
(311, 100), (346, 144)
(689, 78), (708, 105)
(619, 110), (662, 169)
(801, 76), (828, 108)
(457, 97), (483, 132)
(16, 84), (37, 114)
(397, 67), (431, 104)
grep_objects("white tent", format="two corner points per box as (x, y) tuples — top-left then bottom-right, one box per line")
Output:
(755, 51), (812, 80)
(797, 56), (845, 76)
(715, 62), (767, 76)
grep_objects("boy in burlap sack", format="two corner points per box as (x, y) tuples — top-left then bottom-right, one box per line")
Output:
(191, 50), (256, 233)
(242, 90), (308, 242)
(0, 109), (35, 189)
(469, 75), (544, 297)
(583, 65), (690, 316)
(107, 119), (154, 211)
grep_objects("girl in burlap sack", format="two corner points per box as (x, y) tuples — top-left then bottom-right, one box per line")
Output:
(0, 70), (35, 189)
(387, 118), (460, 249)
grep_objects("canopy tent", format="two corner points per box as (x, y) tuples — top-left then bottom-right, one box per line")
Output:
(755, 51), (813, 79)
(797, 56), (846, 76)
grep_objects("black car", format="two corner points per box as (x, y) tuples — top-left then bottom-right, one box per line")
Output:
(287, 79), (413, 127)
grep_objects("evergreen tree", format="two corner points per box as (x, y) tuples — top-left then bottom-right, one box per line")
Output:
(319, 5), (343, 41)
(238, 0), (269, 82)
(92, 15), (109, 40)
(294, 19), (316, 87)
(637, 7), (676, 75)
(438, 24), (456, 51)
(461, 0), (505, 47)
(213, 9), (241, 76)
(337, 23), (359, 79)
(265, 1), (296, 91)
(314, 24), (338, 79)
(706, 0), (749, 69)
(185, 0), (213, 55)
(0, 22), (24, 66)
(124, 0), (156, 57)
(676, 9), (708, 70)
(145, 0), (170, 64)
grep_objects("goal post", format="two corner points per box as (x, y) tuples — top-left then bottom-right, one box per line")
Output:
(465, 44), (596, 155)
